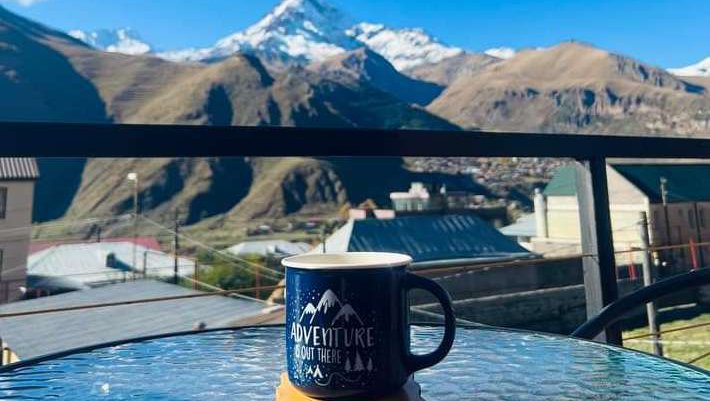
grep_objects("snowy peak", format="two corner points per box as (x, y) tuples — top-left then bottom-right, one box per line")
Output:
(68, 28), (151, 55)
(668, 57), (710, 77)
(299, 302), (318, 323)
(347, 22), (463, 70)
(159, 0), (464, 71)
(484, 47), (516, 60)
(315, 289), (342, 314)
(162, 0), (358, 64)
(332, 303), (364, 325)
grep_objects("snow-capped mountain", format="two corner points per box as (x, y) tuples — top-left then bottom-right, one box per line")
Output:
(160, 0), (359, 64)
(668, 57), (710, 77)
(484, 47), (516, 60)
(315, 289), (342, 314)
(346, 23), (463, 70)
(68, 28), (151, 55)
(158, 0), (464, 71)
(332, 304), (364, 325)
(299, 303), (318, 323)
(300, 289), (343, 324)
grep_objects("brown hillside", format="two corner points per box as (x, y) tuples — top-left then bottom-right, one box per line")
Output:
(404, 52), (500, 86)
(428, 42), (710, 136)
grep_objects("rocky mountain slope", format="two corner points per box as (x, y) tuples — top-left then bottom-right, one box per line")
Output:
(428, 42), (710, 135)
(0, 5), (463, 241)
(404, 52), (501, 86)
(308, 47), (444, 105)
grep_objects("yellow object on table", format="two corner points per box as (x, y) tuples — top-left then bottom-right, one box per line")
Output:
(275, 373), (425, 401)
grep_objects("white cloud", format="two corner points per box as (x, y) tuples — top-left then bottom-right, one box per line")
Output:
(4, 0), (46, 6)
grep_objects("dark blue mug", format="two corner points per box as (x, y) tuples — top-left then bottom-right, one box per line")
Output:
(282, 252), (456, 399)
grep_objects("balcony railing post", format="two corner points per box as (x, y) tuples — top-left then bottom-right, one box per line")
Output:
(575, 158), (622, 345)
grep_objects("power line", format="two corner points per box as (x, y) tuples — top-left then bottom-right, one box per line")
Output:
(139, 215), (285, 278)
(0, 284), (286, 319)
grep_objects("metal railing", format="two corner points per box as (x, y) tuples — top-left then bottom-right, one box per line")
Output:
(1, 122), (709, 347)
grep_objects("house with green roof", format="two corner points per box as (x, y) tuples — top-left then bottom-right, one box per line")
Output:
(533, 163), (710, 266)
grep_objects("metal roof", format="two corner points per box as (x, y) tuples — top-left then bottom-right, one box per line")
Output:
(614, 164), (710, 203)
(28, 241), (196, 289)
(0, 280), (273, 359)
(543, 166), (577, 196)
(499, 214), (537, 238)
(312, 214), (531, 264)
(0, 158), (39, 180)
(226, 240), (311, 257)
(544, 164), (710, 202)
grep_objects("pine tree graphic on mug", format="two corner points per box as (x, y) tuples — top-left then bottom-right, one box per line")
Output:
(291, 288), (376, 385)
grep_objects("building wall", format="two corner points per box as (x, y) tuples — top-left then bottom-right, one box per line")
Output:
(0, 181), (34, 304)
(649, 202), (710, 267)
(534, 165), (650, 259)
(415, 280), (694, 334)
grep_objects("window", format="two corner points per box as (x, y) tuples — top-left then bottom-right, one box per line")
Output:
(701, 209), (707, 228)
(0, 249), (3, 281)
(0, 187), (6, 219)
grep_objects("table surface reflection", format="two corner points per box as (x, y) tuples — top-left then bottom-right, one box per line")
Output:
(0, 325), (708, 400)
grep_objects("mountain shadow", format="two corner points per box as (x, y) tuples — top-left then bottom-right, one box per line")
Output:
(325, 157), (490, 207)
(0, 7), (109, 123)
(33, 158), (86, 222)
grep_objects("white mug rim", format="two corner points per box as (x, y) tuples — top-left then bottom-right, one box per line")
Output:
(282, 252), (412, 270)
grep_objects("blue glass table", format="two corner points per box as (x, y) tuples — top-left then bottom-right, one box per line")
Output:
(0, 325), (708, 400)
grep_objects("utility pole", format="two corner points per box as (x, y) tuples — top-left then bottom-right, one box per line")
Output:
(660, 177), (672, 267)
(639, 211), (663, 356)
(194, 261), (199, 290)
(173, 209), (180, 285)
(255, 264), (261, 299)
(321, 224), (327, 254)
(127, 172), (139, 280)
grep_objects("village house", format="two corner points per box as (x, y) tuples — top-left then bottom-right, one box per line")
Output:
(0, 158), (39, 304)
(533, 163), (710, 268)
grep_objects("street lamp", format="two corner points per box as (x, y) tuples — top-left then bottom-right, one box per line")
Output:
(127, 173), (139, 278)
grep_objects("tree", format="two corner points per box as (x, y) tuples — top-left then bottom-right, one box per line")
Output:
(354, 352), (364, 371)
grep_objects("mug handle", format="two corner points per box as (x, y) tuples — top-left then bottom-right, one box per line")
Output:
(403, 273), (456, 374)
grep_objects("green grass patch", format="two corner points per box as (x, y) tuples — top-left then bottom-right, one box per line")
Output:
(624, 313), (710, 370)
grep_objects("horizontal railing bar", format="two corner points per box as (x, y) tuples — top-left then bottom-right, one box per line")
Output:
(623, 321), (710, 340)
(1, 122), (710, 158)
(687, 350), (710, 364)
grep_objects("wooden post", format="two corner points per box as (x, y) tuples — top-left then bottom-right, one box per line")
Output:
(690, 239), (699, 271)
(575, 159), (621, 345)
(639, 212), (663, 356)
(193, 261), (198, 290)
(255, 266), (261, 300)
(173, 209), (180, 285)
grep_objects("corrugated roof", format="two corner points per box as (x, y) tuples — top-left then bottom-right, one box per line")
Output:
(499, 214), (537, 238)
(0, 158), (39, 180)
(28, 242), (196, 288)
(544, 164), (710, 202)
(314, 214), (531, 263)
(0, 280), (272, 359)
(226, 240), (311, 257)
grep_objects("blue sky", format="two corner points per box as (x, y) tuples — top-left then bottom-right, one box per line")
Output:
(2, 0), (708, 68)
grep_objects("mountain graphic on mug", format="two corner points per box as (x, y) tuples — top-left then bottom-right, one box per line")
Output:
(299, 289), (363, 327)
